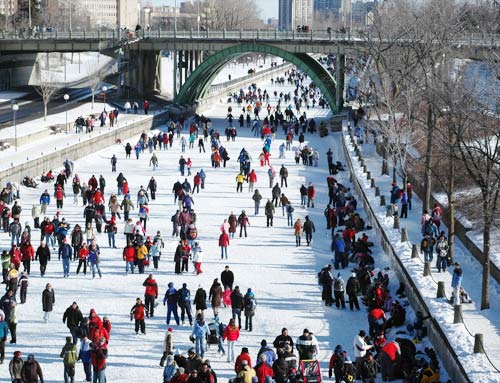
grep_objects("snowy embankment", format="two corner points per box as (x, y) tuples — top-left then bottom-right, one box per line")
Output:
(0, 71), (449, 383)
(343, 129), (500, 382)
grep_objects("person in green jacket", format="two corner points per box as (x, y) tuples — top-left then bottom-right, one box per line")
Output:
(60, 336), (77, 383)
(1, 250), (9, 283)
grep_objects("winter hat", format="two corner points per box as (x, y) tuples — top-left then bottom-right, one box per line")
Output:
(27, 354), (35, 361)
(66, 336), (72, 342)
(178, 367), (185, 374)
(168, 327), (173, 332)
(167, 355), (174, 363)
(168, 282), (174, 288)
(303, 328), (310, 334)
(183, 283), (187, 288)
(14, 351), (21, 357)
(261, 339), (267, 346)
(242, 360), (248, 366)
(188, 348), (195, 355)
(351, 272), (357, 278)
(242, 347), (249, 353)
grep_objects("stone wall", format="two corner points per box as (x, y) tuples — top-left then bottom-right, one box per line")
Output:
(0, 111), (167, 184)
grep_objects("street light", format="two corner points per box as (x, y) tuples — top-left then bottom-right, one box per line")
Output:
(12, 103), (19, 152)
(102, 86), (108, 108)
(64, 94), (69, 134)
(124, 101), (131, 114)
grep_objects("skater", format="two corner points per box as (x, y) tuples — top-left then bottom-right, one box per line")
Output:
(163, 282), (180, 326)
(143, 274), (158, 317)
(209, 278), (223, 317)
(243, 288), (256, 332)
(223, 318), (240, 363)
(59, 336), (77, 383)
(130, 298), (148, 334)
(177, 283), (193, 326)
(42, 283), (55, 323)
(303, 216), (315, 246)
(191, 313), (210, 358)
(293, 219), (302, 247)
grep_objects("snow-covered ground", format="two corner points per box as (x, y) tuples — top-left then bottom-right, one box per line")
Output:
(345, 130), (500, 381)
(0, 71), (452, 383)
(161, 55), (278, 98)
(0, 102), (152, 171)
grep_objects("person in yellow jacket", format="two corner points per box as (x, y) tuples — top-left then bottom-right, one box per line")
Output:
(237, 360), (256, 383)
(135, 244), (148, 274)
(420, 366), (440, 383)
(236, 173), (246, 193)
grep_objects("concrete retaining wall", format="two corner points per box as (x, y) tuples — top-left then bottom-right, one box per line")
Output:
(342, 131), (471, 383)
(0, 111), (167, 184)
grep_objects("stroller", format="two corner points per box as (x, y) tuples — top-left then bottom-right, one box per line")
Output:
(298, 360), (322, 383)
(206, 322), (219, 351)
(22, 176), (38, 188)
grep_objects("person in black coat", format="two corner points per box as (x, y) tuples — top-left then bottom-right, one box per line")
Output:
(63, 301), (84, 344)
(221, 265), (234, 290)
(322, 265), (334, 307)
(230, 286), (244, 329)
(346, 272), (361, 311)
(273, 328), (294, 352)
(273, 352), (288, 383)
(303, 216), (315, 246)
(36, 242), (51, 277)
(42, 283), (55, 322)
(194, 286), (207, 317)
(148, 177), (158, 200)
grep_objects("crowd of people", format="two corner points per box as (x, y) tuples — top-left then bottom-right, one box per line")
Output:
(0, 66), (445, 383)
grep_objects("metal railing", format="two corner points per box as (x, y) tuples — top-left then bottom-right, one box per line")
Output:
(1, 29), (500, 48)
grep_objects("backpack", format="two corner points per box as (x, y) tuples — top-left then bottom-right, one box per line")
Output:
(219, 322), (227, 336)
(318, 269), (326, 285)
(246, 297), (257, 310)
(334, 278), (344, 291)
(423, 223), (433, 236)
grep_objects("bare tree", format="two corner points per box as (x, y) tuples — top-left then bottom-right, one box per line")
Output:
(204, 0), (263, 30)
(33, 53), (62, 121)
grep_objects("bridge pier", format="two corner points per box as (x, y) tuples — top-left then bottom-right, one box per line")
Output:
(126, 50), (162, 98)
(336, 53), (345, 111)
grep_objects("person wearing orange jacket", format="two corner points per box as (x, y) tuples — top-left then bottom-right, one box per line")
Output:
(143, 274), (158, 317)
(130, 297), (148, 335)
(123, 242), (136, 275)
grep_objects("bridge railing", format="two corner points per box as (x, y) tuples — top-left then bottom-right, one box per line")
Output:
(1, 29), (500, 47)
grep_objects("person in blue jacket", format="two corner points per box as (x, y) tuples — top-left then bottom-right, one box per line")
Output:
(58, 238), (72, 278)
(39, 190), (51, 215)
(331, 233), (346, 270)
(191, 313), (210, 358)
(88, 242), (102, 279)
(163, 282), (180, 326)
(256, 339), (277, 367)
(79, 335), (92, 382)
(163, 354), (176, 382)
(451, 263), (463, 306)
(0, 308), (8, 364)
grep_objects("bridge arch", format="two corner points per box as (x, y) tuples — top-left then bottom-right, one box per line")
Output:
(175, 43), (338, 112)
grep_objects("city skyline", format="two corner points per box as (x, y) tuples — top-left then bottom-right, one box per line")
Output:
(152, 0), (280, 20)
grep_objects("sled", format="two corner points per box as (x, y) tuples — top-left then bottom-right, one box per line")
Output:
(299, 359), (322, 383)
(206, 322), (219, 350)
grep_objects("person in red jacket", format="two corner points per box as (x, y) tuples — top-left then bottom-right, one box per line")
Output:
(143, 273), (158, 317)
(88, 309), (103, 340)
(77, 243), (89, 275)
(9, 245), (21, 270)
(219, 231), (230, 260)
(307, 182), (315, 208)
(91, 338), (108, 382)
(255, 354), (274, 383)
(130, 297), (148, 334)
(20, 241), (34, 275)
(235, 347), (252, 373)
(193, 173), (202, 194)
(223, 318), (240, 363)
(143, 100), (150, 114)
(92, 324), (109, 345)
(88, 175), (98, 191)
(55, 184), (65, 209)
(368, 307), (386, 337)
(380, 340), (400, 381)
(123, 242), (136, 274)
(248, 170), (257, 192)
(102, 316), (112, 334)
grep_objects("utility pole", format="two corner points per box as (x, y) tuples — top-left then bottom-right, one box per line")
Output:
(29, 0), (32, 29)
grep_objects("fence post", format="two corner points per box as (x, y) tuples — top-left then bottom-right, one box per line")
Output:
(453, 305), (463, 324)
(386, 205), (393, 217)
(401, 228), (408, 242)
(423, 262), (431, 276)
(411, 244), (418, 258)
(366, 171), (371, 180)
(437, 281), (446, 298)
(375, 187), (380, 196)
(380, 195), (386, 206)
(473, 334), (484, 354)
(370, 178), (375, 188)
(393, 216), (400, 229)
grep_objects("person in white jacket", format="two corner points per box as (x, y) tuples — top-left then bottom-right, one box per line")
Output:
(192, 242), (203, 274)
(353, 330), (373, 378)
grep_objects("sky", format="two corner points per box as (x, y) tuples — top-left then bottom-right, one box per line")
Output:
(151, 0), (279, 20)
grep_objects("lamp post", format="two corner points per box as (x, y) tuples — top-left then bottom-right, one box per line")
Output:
(64, 94), (69, 134)
(12, 103), (18, 151)
(124, 101), (131, 114)
(102, 86), (108, 108)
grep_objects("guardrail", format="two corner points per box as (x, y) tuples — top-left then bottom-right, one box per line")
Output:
(341, 126), (472, 383)
(1, 29), (500, 48)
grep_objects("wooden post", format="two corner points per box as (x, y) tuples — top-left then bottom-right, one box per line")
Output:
(411, 244), (418, 258)
(474, 334), (484, 354)
(375, 187), (380, 196)
(393, 215), (400, 229)
(370, 178), (375, 188)
(437, 281), (446, 298)
(367, 171), (371, 180)
(453, 305), (463, 324)
(380, 195), (386, 206)
(423, 262), (431, 276)
(386, 205), (393, 217)
(401, 228), (408, 242)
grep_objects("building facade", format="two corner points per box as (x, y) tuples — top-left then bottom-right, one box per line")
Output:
(117, 0), (139, 29)
(279, 0), (313, 30)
